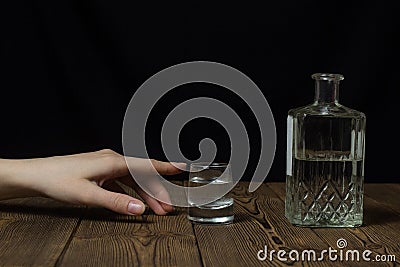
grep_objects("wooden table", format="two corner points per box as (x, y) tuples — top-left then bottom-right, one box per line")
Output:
(0, 182), (399, 266)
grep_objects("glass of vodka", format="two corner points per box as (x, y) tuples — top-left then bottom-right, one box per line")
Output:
(188, 163), (234, 224)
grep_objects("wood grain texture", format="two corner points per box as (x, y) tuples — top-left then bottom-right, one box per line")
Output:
(1, 182), (399, 267)
(57, 208), (201, 267)
(194, 182), (331, 267)
(365, 183), (400, 213)
(0, 197), (83, 266)
(268, 182), (400, 267)
(57, 180), (201, 267)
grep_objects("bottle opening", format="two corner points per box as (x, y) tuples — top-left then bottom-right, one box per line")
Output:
(312, 73), (344, 81)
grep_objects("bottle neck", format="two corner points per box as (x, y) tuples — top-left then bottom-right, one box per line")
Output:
(314, 80), (339, 104)
(312, 73), (343, 104)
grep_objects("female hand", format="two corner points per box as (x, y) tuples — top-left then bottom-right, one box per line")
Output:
(0, 149), (184, 215)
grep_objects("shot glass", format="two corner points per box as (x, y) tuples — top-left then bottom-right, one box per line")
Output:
(187, 163), (234, 224)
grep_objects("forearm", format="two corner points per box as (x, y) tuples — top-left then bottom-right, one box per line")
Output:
(0, 159), (42, 200)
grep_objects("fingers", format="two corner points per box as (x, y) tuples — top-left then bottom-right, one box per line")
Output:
(101, 180), (126, 194)
(83, 182), (145, 215)
(119, 176), (174, 215)
(150, 160), (186, 175)
(124, 157), (186, 176)
(85, 178), (173, 216)
(133, 184), (172, 215)
(91, 152), (184, 215)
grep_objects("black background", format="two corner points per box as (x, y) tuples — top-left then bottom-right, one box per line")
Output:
(1, 1), (399, 182)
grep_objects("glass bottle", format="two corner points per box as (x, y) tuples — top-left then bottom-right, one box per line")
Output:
(285, 73), (366, 227)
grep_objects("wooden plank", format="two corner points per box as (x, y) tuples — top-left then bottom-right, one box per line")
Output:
(58, 181), (202, 267)
(58, 208), (201, 266)
(194, 182), (331, 267)
(364, 183), (400, 214)
(266, 182), (286, 199)
(268, 183), (400, 266)
(350, 195), (400, 265)
(3, 182), (398, 266)
(0, 197), (83, 266)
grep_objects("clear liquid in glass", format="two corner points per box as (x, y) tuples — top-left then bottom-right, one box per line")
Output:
(286, 156), (364, 227)
(188, 164), (234, 224)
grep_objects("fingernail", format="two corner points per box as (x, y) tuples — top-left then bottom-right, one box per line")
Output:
(161, 203), (174, 213)
(128, 201), (144, 215)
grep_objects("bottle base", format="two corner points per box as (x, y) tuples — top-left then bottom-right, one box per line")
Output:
(286, 216), (362, 228)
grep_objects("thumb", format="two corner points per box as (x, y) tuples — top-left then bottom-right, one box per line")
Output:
(85, 184), (145, 215)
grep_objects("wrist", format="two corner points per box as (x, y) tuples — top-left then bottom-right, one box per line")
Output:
(0, 159), (43, 200)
